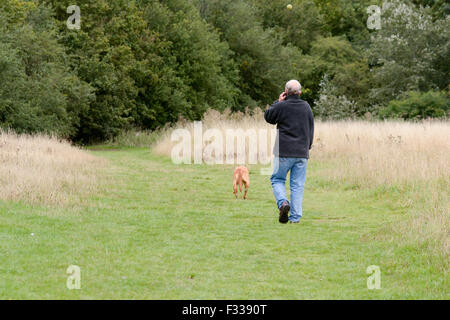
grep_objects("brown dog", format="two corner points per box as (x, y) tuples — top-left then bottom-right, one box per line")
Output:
(233, 166), (250, 199)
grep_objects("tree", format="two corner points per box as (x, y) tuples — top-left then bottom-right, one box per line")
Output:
(368, 0), (450, 108)
(0, 1), (92, 137)
(298, 36), (372, 110)
(141, 0), (240, 121)
(194, 0), (304, 107)
(249, 0), (325, 53)
(314, 0), (381, 43)
(411, 0), (450, 18)
(314, 75), (359, 119)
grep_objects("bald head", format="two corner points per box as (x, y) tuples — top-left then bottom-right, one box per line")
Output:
(285, 80), (302, 96)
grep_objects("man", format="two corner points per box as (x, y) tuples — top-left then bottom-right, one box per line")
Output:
(264, 80), (314, 224)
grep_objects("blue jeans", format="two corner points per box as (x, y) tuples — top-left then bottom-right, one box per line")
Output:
(270, 157), (308, 222)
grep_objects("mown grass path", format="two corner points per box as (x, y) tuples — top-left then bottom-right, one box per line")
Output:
(0, 148), (447, 299)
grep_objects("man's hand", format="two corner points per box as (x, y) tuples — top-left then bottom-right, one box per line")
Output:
(279, 92), (287, 102)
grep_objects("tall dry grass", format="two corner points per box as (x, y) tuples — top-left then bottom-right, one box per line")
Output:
(154, 109), (450, 261)
(105, 128), (159, 147)
(0, 130), (103, 205)
(310, 120), (449, 264)
(313, 121), (449, 186)
(154, 110), (449, 185)
(154, 109), (276, 162)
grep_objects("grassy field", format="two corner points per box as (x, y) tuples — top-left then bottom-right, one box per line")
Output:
(1, 146), (448, 299)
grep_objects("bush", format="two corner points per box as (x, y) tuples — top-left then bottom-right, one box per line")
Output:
(380, 91), (449, 120)
(313, 75), (359, 119)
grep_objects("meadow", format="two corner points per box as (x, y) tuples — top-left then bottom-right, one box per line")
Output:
(0, 115), (448, 299)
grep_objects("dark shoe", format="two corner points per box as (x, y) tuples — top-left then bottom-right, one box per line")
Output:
(289, 221), (300, 224)
(279, 201), (290, 224)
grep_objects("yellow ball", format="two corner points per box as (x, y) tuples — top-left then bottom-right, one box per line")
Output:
(287, 4), (293, 10)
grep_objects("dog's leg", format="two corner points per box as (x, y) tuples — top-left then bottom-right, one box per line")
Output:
(243, 181), (249, 199)
(233, 176), (238, 198)
(238, 177), (242, 193)
(242, 173), (250, 199)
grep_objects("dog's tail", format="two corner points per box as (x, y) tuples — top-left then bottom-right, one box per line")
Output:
(238, 178), (243, 192)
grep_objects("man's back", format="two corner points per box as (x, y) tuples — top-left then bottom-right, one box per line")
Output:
(264, 95), (314, 159)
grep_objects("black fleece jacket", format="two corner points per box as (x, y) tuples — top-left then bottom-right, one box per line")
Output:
(264, 94), (314, 159)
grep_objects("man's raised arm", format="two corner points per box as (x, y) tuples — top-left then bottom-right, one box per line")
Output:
(264, 101), (280, 125)
(265, 91), (286, 125)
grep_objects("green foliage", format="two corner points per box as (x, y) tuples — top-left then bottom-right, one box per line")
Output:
(314, 75), (359, 119)
(249, 0), (325, 53)
(299, 36), (372, 109)
(196, 0), (304, 107)
(141, 0), (240, 119)
(411, 0), (450, 18)
(47, 0), (160, 142)
(0, 0), (449, 141)
(0, 1), (92, 137)
(314, 0), (380, 42)
(368, 0), (450, 107)
(42, 0), (241, 142)
(380, 91), (449, 119)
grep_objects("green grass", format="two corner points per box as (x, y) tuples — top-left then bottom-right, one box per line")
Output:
(0, 148), (448, 299)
